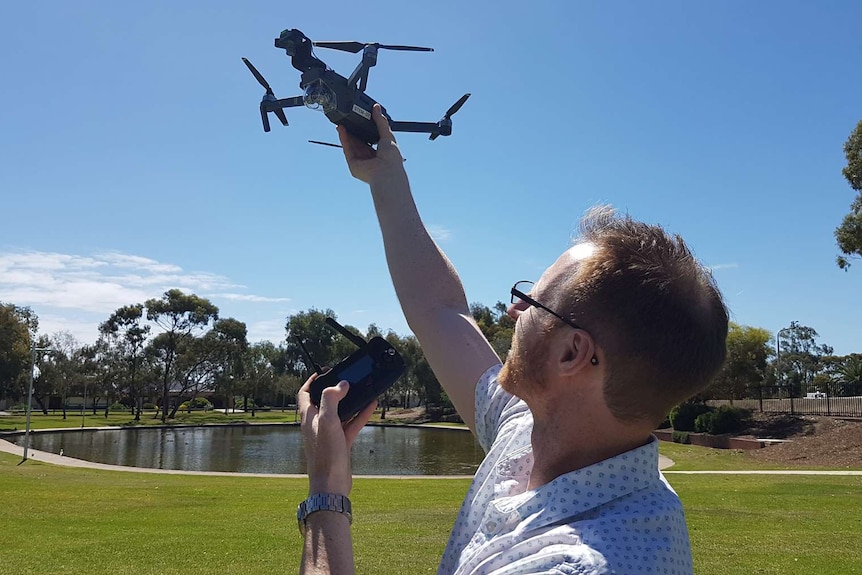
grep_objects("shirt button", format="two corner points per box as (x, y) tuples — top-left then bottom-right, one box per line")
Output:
(485, 520), (498, 532)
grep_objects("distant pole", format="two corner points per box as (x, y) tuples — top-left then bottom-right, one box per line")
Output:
(22, 344), (51, 462)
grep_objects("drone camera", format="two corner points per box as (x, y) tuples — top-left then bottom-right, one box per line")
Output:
(303, 81), (337, 112)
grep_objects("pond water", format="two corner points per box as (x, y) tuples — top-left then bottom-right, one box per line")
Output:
(11, 425), (485, 475)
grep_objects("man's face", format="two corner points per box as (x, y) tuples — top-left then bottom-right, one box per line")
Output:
(498, 243), (596, 398)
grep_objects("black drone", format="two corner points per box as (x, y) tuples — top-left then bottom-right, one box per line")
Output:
(242, 28), (470, 145)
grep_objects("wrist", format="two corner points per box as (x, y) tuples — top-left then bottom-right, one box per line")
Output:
(297, 492), (353, 536)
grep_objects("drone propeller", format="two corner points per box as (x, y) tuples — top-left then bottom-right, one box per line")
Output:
(430, 93), (471, 140)
(242, 57), (289, 132)
(242, 57), (274, 95)
(313, 40), (433, 54)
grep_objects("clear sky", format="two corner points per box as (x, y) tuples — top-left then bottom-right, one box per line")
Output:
(1, 1), (860, 355)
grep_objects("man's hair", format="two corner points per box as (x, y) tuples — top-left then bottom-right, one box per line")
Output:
(558, 206), (729, 425)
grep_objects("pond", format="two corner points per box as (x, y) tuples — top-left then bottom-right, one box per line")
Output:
(10, 424), (485, 475)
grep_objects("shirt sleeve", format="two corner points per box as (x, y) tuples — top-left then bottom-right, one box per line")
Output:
(474, 363), (529, 453)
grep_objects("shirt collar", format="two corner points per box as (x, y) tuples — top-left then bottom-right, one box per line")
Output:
(492, 437), (662, 532)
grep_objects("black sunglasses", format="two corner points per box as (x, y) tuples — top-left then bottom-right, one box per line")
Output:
(510, 280), (598, 365)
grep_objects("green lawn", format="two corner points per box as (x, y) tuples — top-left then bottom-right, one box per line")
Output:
(1, 428), (860, 574)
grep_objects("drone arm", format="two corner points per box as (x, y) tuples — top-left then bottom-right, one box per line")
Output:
(273, 96), (306, 108)
(388, 120), (440, 134)
(347, 45), (379, 91)
(259, 96), (305, 132)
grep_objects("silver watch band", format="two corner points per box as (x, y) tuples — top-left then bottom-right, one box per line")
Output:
(297, 493), (352, 535)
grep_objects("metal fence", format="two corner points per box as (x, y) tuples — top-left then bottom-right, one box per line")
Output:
(708, 382), (862, 417)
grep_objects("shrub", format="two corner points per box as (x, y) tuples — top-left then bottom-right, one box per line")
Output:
(669, 401), (713, 432)
(109, 401), (129, 413)
(142, 402), (156, 410)
(695, 405), (749, 435)
(672, 431), (691, 444)
(178, 397), (213, 412)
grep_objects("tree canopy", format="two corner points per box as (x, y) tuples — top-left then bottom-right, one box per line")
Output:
(835, 119), (862, 270)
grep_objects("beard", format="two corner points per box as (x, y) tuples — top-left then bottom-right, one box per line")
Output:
(498, 326), (551, 399)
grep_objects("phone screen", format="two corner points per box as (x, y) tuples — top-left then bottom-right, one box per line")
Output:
(337, 354), (374, 384)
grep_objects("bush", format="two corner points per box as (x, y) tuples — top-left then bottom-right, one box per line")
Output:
(695, 405), (749, 435)
(108, 401), (129, 413)
(142, 402), (156, 410)
(669, 401), (713, 432)
(178, 397), (213, 411)
(672, 431), (691, 444)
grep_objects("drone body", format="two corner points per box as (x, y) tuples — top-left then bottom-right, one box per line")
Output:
(242, 28), (470, 145)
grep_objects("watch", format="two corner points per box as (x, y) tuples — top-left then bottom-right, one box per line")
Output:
(297, 493), (353, 535)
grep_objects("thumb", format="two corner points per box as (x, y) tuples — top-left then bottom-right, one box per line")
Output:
(373, 104), (397, 146)
(319, 380), (349, 419)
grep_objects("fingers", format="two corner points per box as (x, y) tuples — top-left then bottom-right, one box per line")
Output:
(319, 380), (350, 421)
(337, 125), (371, 162)
(372, 104), (396, 146)
(343, 399), (377, 447)
(297, 372), (318, 414)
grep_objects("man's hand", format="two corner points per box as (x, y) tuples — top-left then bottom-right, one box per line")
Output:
(297, 374), (377, 496)
(337, 104), (406, 186)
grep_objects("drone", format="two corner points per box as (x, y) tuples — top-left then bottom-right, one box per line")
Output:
(242, 28), (470, 145)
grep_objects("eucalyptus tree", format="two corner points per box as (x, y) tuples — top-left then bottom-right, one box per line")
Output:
(775, 321), (833, 395)
(708, 323), (772, 400)
(0, 303), (38, 403)
(284, 309), (360, 375)
(835, 119), (862, 270)
(206, 318), (248, 416)
(145, 290), (219, 422)
(99, 304), (151, 420)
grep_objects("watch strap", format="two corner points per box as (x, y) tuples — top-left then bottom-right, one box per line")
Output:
(297, 493), (352, 535)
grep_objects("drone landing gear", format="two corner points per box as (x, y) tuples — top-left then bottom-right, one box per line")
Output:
(242, 57), (305, 132)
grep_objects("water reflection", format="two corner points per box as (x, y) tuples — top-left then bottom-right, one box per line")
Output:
(12, 425), (485, 475)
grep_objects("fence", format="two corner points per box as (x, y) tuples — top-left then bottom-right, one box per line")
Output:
(709, 382), (862, 417)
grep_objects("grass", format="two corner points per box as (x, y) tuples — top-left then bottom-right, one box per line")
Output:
(2, 423), (861, 574)
(677, 474), (862, 574)
(0, 451), (464, 575)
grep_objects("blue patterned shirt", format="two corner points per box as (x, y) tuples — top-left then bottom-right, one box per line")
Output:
(437, 364), (694, 575)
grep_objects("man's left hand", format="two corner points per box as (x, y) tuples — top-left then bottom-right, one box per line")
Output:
(297, 374), (378, 496)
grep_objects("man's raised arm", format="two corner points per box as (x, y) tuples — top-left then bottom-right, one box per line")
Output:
(337, 106), (499, 433)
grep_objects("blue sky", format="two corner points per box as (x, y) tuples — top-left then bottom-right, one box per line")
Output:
(1, 1), (860, 355)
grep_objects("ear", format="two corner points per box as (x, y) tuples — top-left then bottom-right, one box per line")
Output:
(556, 329), (597, 377)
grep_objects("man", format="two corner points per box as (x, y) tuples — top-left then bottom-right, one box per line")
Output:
(297, 106), (729, 574)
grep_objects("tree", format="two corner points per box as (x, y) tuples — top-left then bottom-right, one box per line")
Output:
(207, 318), (249, 416)
(835, 119), (862, 269)
(99, 304), (151, 420)
(44, 331), (85, 419)
(708, 323), (772, 400)
(240, 341), (280, 416)
(145, 290), (219, 422)
(834, 354), (862, 396)
(775, 321), (833, 395)
(470, 302), (514, 361)
(0, 303), (37, 402)
(283, 309), (360, 376)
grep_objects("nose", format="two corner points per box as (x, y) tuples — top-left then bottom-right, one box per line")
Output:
(507, 300), (529, 320)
